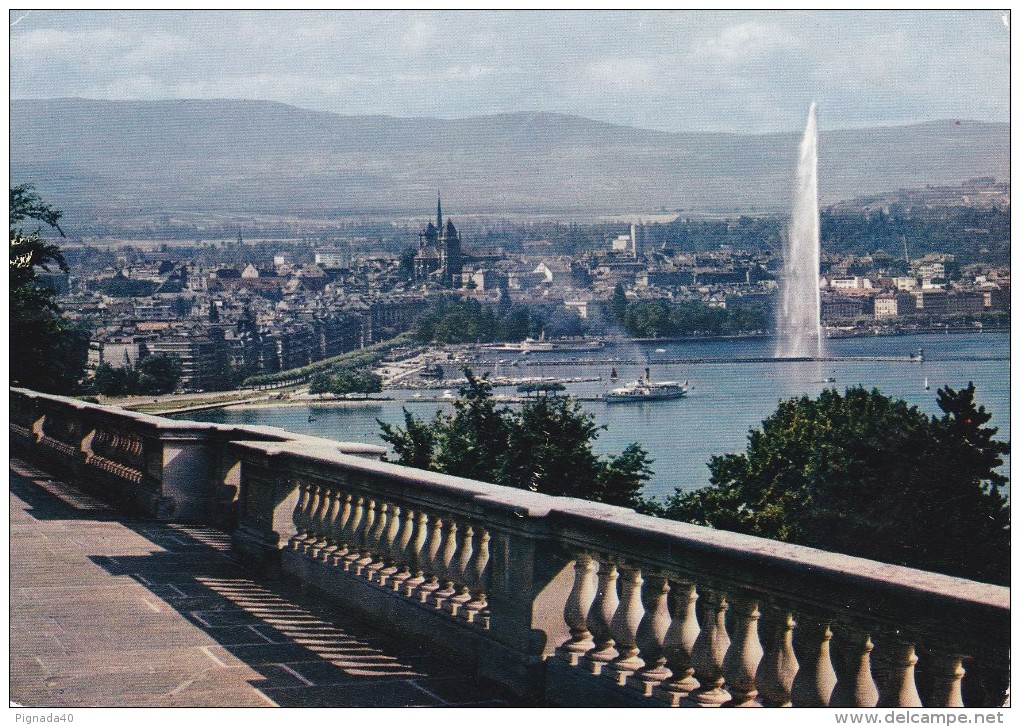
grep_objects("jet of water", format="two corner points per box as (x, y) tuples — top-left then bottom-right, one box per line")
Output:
(776, 102), (823, 359)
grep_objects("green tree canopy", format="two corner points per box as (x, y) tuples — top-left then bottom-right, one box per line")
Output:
(309, 368), (383, 396)
(136, 354), (182, 395)
(379, 370), (652, 508)
(10, 184), (88, 393)
(662, 384), (1009, 585)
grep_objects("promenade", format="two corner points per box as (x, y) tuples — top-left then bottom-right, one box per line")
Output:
(9, 459), (516, 708)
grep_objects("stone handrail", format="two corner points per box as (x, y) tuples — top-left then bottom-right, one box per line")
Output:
(225, 439), (1009, 708)
(10, 387), (384, 525)
(9, 388), (1009, 707)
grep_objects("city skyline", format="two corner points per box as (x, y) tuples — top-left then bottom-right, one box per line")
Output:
(9, 9), (1010, 135)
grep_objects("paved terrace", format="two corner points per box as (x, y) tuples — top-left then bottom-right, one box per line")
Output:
(10, 460), (518, 708)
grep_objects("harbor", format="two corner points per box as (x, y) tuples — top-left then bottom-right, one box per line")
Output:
(178, 331), (1011, 499)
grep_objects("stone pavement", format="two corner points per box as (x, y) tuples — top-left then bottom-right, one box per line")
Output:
(9, 459), (518, 707)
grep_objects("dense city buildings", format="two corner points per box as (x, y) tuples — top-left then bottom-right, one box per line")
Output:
(50, 185), (1009, 392)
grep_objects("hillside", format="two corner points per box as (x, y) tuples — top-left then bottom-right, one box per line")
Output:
(10, 98), (1010, 224)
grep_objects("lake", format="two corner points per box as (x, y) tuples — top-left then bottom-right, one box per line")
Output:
(181, 331), (1010, 500)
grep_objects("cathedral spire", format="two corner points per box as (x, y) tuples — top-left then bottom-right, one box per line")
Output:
(436, 192), (443, 232)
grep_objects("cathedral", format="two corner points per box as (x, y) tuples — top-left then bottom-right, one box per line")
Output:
(414, 194), (463, 287)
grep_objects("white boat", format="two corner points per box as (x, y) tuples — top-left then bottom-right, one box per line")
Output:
(605, 368), (688, 403)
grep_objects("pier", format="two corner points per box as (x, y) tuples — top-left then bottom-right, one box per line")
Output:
(495, 355), (927, 367)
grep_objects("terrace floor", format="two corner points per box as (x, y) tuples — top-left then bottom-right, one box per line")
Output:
(9, 458), (519, 708)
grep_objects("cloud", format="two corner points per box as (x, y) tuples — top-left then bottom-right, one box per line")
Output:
(688, 22), (801, 64)
(8, 10), (1010, 134)
(581, 58), (658, 92)
(401, 19), (435, 53)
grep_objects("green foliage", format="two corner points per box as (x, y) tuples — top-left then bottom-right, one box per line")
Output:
(412, 297), (538, 344)
(612, 298), (767, 338)
(93, 362), (133, 396)
(821, 206), (1010, 265)
(241, 334), (412, 388)
(309, 368), (383, 396)
(10, 185), (88, 393)
(136, 354), (182, 394)
(379, 370), (653, 508)
(611, 283), (628, 321)
(93, 354), (183, 396)
(398, 246), (416, 281)
(663, 384), (1009, 584)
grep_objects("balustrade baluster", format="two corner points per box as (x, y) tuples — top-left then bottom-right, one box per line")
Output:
(607, 564), (645, 685)
(402, 511), (430, 597)
(445, 524), (474, 615)
(431, 519), (460, 608)
(288, 481), (312, 550)
(558, 553), (597, 665)
(722, 597), (764, 707)
(341, 496), (366, 571)
(310, 488), (340, 559)
(830, 631), (879, 707)
(315, 490), (342, 561)
(585, 560), (620, 676)
(877, 642), (923, 707)
(791, 619), (837, 707)
(363, 502), (390, 580)
(927, 655), (966, 708)
(757, 611), (799, 707)
(353, 499), (379, 575)
(416, 514), (445, 603)
(327, 493), (354, 566)
(691, 589), (731, 706)
(302, 483), (329, 555)
(630, 574), (672, 696)
(378, 504), (406, 588)
(463, 528), (490, 626)
(656, 582), (701, 706)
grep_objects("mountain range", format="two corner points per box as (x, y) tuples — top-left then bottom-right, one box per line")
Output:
(9, 98), (1010, 223)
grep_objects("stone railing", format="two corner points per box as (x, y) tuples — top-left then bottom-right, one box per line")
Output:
(10, 388), (1010, 707)
(10, 388), (384, 526)
(227, 440), (1010, 708)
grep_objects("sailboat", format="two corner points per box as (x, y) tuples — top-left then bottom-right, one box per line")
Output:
(924, 377), (930, 391)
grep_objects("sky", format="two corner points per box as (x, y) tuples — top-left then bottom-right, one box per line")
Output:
(8, 9), (1011, 134)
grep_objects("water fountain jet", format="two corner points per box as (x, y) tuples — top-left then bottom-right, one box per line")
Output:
(776, 102), (823, 359)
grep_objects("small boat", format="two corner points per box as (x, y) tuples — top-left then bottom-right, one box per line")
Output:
(655, 348), (666, 354)
(924, 377), (930, 391)
(605, 368), (688, 403)
(610, 367), (618, 380)
(308, 415), (317, 422)
(441, 389), (455, 399)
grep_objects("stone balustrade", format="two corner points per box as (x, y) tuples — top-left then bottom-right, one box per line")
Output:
(10, 388), (384, 525)
(10, 388), (1010, 707)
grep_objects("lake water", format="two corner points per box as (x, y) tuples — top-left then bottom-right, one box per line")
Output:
(182, 332), (1010, 500)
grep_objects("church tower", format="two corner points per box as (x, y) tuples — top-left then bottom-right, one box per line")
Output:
(414, 193), (464, 287)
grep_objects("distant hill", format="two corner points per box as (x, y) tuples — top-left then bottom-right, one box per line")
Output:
(9, 98), (1010, 224)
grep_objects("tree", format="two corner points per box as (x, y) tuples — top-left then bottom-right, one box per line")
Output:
(611, 283), (628, 321)
(378, 370), (652, 509)
(662, 384), (1009, 585)
(309, 368), (383, 396)
(10, 184), (88, 393)
(92, 363), (132, 396)
(136, 354), (182, 395)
